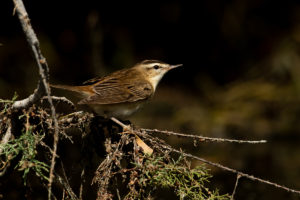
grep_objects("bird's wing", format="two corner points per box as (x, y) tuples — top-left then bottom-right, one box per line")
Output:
(82, 76), (103, 85)
(82, 68), (129, 85)
(78, 79), (153, 105)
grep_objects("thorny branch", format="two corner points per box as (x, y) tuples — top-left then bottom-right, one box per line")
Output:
(11, 0), (59, 199)
(109, 119), (300, 196)
(142, 128), (267, 144)
(160, 142), (300, 195)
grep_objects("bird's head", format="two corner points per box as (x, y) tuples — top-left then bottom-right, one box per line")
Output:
(135, 60), (182, 90)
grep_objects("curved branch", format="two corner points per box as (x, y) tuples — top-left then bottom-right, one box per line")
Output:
(11, 0), (48, 110)
(11, 1), (59, 199)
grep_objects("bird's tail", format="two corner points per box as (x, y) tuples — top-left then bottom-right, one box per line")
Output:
(50, 84), (94, 97)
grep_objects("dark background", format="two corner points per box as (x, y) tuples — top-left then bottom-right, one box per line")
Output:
(1, 0), (300, 199)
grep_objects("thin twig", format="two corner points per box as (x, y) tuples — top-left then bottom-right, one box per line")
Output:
(56, 173), (79, 200)
(41, 96), (76, 111)
(116, 188), (121, 200)
(110, 117), (131, 131)
(11, 1), (59, 199)
(62, 189), (65, 200)
(79, 168), (85, 200)
(0, 120), (12, 154)
(161, 144), (300, 195)
(0, 120), (12, 177)
(41, 181), (58, 200)
(0, 99), (14, 103)
(231, 174), (241, 200)
(58, 111), (85, 125)
(142, 128), (267, 144)
(56, 161), (79, 200)
(92, 135), (129, 199)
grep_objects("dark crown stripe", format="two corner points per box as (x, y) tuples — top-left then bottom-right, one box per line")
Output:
(140, 60), (166, 65)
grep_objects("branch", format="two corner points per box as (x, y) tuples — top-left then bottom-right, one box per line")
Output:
(110, 117), (131, 131)
(231, 174), (241, 200)
(11, 0), (48, 110)
(109, 119), (300, 195)
(11, 0), (59, 199)
(0, 120), (12, 177)
(55, 161), (79, 200)
(142, 128), (267, 144)
(111, 117), (154, 154)
(41, 96), (76, 111)
(0, 120), (12, 154)
(161, 144), (300, 195)
(110, 119), (300, 196)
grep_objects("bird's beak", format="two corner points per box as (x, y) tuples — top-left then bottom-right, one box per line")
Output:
(168, 64), (183, 70)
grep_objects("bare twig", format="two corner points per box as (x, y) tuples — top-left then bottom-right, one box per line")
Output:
(56, 161), (79, 200)
(11, 0), (48, 110)
(58, 111), (85, 124)
(41, 96), (76, 111)
(48, 131), (59, 200)
(110, 117), (131, 131)
(161, 144), (300, 195)
(62, 189), (66, 200)
(41, 181), (58, 200)
(0, 162), (10, 177)
(0, 120), (12, 154)
(56, 174), (79, 200)
(142, 128), (267, 144)
(116, 188), (121, 200)
(0, 120), (12, 177)
(11, 1), (59, 199)
(79, 168), (85, 200)
(92, 134), (130, 199)
(231, 174), (241, 200)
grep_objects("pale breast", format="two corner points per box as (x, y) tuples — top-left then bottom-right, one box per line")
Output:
(89, 101), (143, 118)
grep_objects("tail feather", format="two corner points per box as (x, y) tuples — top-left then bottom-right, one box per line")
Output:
(50, 84), (94, 96)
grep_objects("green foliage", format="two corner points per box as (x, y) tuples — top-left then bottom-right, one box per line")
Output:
(0, 120), (49, 184)
(1, 93), (49, 184)
(0, 92), (18, 115)
(128, 155), (230, 200)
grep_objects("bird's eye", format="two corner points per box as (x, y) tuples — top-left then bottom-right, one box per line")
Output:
(153, 65), (160, 70)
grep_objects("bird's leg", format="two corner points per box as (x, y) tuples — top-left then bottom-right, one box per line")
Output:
(110, 117), (132, 133)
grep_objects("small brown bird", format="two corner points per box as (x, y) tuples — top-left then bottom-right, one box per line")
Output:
(51, 60), (182, 117)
